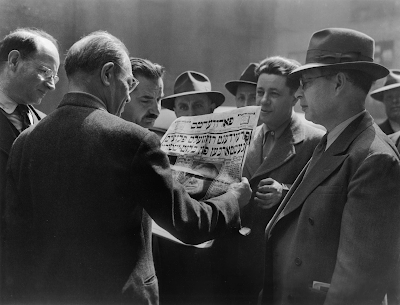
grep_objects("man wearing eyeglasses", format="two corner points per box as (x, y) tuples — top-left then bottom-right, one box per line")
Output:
(4, 31), (251, 305)
(260, 28), (400, 305)
(0, 27), (60, 299)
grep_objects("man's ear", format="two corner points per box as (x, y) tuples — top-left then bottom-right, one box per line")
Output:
(100, 62), (115, 87)
(8, 50), (21, 71)
(334, 72), (347, 92)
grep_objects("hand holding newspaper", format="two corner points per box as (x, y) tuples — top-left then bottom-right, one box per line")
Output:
(152, 106), (261, 246)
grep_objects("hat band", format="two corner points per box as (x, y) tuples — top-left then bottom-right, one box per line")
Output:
(306, 49), (373, 64)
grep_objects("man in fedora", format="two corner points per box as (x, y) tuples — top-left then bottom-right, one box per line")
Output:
(261, 28), (400, 305)
(225, 63), (258, 108)
(370, 69), (400, 135)
(161, 70), (224, 117)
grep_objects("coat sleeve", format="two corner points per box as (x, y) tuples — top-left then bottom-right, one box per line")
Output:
(131, 132), (241, 245)
(325, 153), (400, 305)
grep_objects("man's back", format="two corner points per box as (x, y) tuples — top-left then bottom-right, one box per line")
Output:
(5, 92), (242, 304)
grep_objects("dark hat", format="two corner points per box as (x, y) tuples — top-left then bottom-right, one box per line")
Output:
(370, 69), (400, 102)
(225, 63), (258, 96)
(161, 71), (225, 111)
(289, 28), (389, 80)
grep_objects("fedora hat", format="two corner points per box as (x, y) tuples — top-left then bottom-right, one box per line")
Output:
(161, 71), (225, 111)
(370, 69), (400, 102)
(225, 63), (258, 96)
(289, 28), (389, 80)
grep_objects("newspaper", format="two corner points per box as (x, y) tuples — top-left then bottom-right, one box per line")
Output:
(151, 106), (260, 247)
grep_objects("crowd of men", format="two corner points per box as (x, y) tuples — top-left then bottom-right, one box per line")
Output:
(0, 26), (400, 305)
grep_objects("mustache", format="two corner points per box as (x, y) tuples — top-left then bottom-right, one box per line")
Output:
(145, 114), (159, 120)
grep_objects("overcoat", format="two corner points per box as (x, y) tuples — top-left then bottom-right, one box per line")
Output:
(262, 112), (400, 305)
(0, 105), (44, 297)
(4, 93), (241, 305)
(213, 113), (325, 304)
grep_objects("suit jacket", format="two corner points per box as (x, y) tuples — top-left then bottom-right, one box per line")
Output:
(262, 112), (400, 305)
(4, 93), (241, 305)
(0, 105), (44, 299)
(378, 119), (395, 135)
(212, 113), (325, 304)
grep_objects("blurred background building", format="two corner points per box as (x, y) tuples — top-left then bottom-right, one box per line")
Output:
(1, 0), (399, 122)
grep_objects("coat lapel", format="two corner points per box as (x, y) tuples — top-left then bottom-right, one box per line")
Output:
(267, 112), (373, 235)
(0, 111), (18, 156)
(252, 114), (304, 181)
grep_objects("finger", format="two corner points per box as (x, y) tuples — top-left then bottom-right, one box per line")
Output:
(258, 178), (274, 187)
(257, 185), (276, 194)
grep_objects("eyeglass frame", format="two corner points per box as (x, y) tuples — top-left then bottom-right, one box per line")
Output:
(299, 73), (338, 91)
(113, 61), (140, 93)
(36, 64), (59, 85)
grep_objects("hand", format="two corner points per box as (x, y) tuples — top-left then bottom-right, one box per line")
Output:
(254, 178), (283, 209)
(228, 177), (252, 209)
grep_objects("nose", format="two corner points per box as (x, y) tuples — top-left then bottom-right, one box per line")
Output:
(259, 93), (270, 106)
(44, 79), (56, 91)
(150, 101), (160, 116)
(294, 86), (303, 100)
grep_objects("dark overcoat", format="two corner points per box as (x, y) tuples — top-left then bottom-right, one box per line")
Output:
(262, 112), (400, 305)
(4, 93), (241, 305)
(0, 105), (44, 298)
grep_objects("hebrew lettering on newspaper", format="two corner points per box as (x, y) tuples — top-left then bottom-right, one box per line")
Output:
(160, 106), (260, 201)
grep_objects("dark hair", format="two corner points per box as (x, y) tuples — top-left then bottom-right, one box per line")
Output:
(0, 27), (59, 61)
(130, 57), (165, 80)
(320, 68), (374, 94)
(256, 56), (301, 92)
(64, 31), (129, 78)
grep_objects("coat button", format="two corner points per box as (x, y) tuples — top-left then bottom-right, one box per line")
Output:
(308, 217), (314, 225)
(294, 257), (302, 266)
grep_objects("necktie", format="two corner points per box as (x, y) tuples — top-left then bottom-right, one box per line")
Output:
(16, 104), (32, 131)
(262, 130), (274, 160)
(304, 133), (327, 177)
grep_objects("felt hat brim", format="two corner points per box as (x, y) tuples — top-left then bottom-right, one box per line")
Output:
(161, 91), (225, 111)
(225, 81), (257, 96)
(289, 61), (389, 81)
(370, 83), (400, 102)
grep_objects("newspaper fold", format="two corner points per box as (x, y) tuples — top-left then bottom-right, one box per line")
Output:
(152, 106), (261, 246)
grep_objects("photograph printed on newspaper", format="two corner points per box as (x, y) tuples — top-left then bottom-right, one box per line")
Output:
(160, 106), (261, 201)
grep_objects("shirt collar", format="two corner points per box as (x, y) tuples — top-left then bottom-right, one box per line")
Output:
(0, 89), (18, 114)
(262, 113), (292, 140)
(326, 110), (366, 150)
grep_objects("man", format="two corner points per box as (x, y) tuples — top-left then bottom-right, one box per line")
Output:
(161, 70), (224, 117)
(4, 31), (251, 305)
(182, 163), (219, 200)
(0, 27), (60, 298)
(225, 63), (258, 108)
(261, 28), (400, 305)
(370, 69), (400, 134)
(214, 56), (325, 305)
(121, 57), (164, 129)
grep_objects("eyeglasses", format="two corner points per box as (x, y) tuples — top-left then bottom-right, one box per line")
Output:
(299, 73), (337, 91)
(37, 65), (59, 85)
(113, 62), (140, 93)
